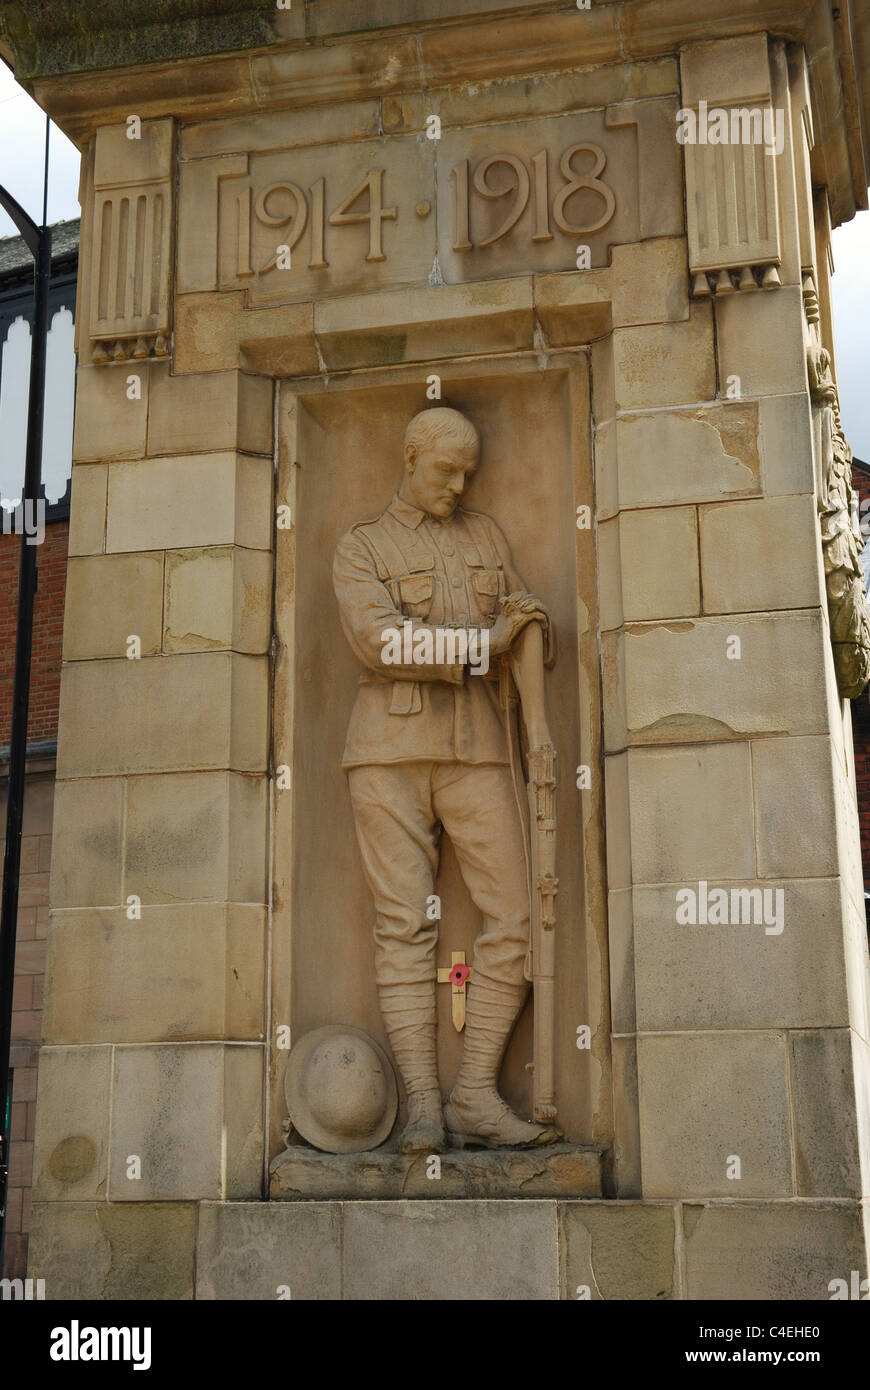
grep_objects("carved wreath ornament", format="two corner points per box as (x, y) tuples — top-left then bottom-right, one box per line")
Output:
(808, 344), (870, 699)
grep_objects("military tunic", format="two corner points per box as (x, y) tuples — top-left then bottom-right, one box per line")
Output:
(333, 492), (550, 989)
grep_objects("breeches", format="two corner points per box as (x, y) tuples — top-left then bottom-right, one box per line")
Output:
(347, 761), (530, 989)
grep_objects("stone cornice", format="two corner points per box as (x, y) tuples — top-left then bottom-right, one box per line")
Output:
(1, 0), (867, 222)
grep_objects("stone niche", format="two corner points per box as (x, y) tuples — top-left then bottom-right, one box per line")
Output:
(270, 357), (608, 1168)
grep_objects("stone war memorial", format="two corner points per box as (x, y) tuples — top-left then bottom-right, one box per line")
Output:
(1, 0), (870, 1302)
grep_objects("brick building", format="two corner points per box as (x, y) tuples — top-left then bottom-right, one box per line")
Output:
(0, 220), (76, 1280)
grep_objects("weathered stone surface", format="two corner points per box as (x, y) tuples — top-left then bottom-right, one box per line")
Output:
(789, 1030), (863, 1198)
(637, 1033), (792, 1198)
(626, 742), (754, 883)
(124, 770), (268, 904)
(197, 1201), (341, 1300)
(612, 306), (715, 411)
(56, 653), (268, 776)
(269, 1143), (603, 1200)
(109, 1043), (263, 1200)
(32, 1047), (111, 1202)
(62, 552), (164, 660)
(615, 401), (760, 508)
(699, 495), (821, 614)
(619, 506), (700, 620)
(67, 463), (107, 557)
(632, 878), (850, 1031)
(164, 546), (272, 654)
(48, 776), (124, 908)
(28, 1202), (196, 1300)
(622, 612), (829, 744)
(682, 1201), (867, 1300)
(751, 735), (839, 878)
(341, 1199), (559, 1300)
(105, 453), (272, 552)
(560, 1201), (676, 1300)
(43, 904), (265, 1044)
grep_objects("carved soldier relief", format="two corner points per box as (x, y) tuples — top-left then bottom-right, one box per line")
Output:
(272, 369), (601, 1187)
(332, 407), (560, 1151)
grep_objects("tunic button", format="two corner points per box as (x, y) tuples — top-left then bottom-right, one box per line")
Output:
(452, 576), (461, 588)
(444, 546), (455, 557)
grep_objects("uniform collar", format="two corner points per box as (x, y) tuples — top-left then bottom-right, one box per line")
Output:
(388, 493), (428, 529)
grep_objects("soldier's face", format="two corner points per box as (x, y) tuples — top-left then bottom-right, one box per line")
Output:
(404, 441), (478, 518)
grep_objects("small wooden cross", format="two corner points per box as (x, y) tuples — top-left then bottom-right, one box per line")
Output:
(437, 951), (472, 1032)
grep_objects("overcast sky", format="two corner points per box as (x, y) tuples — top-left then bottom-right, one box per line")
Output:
(1, 60), (868, 457)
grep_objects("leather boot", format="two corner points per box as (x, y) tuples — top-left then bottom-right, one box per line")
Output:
(445, 976), (561, 1148)
(379, 981), (445, 1153)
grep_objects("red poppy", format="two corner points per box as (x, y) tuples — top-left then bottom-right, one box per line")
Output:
(449, 963), (471, 986)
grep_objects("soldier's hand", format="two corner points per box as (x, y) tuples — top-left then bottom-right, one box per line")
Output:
(489, 604), (547, 656)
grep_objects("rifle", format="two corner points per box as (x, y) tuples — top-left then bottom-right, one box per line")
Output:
(500, 606), (559, 1125)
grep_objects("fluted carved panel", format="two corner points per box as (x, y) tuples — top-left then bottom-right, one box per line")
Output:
(88, 118), (174, 363)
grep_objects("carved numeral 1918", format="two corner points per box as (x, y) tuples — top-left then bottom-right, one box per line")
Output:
(451, 144), (616, 252)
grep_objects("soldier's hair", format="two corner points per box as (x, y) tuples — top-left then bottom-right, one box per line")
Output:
(404, 407), (480, 460)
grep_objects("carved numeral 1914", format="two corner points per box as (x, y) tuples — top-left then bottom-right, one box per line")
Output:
(234, 168), (398, 275)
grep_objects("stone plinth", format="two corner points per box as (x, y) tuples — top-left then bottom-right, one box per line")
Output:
(269, 1144), (604, 1200)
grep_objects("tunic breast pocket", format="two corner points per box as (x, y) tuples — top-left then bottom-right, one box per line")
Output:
(471, 568), (502, 619)
(397, 571), (435, 619)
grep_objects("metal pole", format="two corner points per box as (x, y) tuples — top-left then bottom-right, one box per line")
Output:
(0, 119), (51, 1274)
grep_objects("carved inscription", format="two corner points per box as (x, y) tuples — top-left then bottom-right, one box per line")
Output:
(451, 145), (616, 252)
(210, 117), (638, 302)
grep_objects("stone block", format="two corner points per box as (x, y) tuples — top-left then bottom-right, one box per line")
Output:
(174, 293), (319, 376)
(67, 464), (107, 556)
(637, 1033), (792, 1198)
(196, 1202), (341, 1300)
(627, 742), (754, 883)
(164, 546), (272, 653)
(560, 1201), (676, 1299)
(611, 1036), (642, 1198)
(56, 653), (269, 777)
(758, 393), (815, 497)
(180, 100), (380, 161)
(632, 878), (849, 1031)
(62, 553), (164, 660)
(28, 1202), (196, 1300)
(716, 287), (808, 399)
(596, 517), (622, 632)
(600, 629), (627, 754)
(32, 1046), (111, 1202)
(124, 771), (268, 904)
(73, 363), (149, 463)
(147, 364), (273, 457)
(315, 279), (536, 371)
(49, 776), (125, 908)
(683, 1201), (866, 1300)
(608, 237), (689, 328)
(94, 117), (173, 188)
(341, 1200), (559, 1300)
(752, 735), (839, 878)
(106, 453), (272, 552)
(620, 506), (699, 620)
(604, 753), (631, 890)
(109, 1044), (263, 1201)
(43, 904), (266, 1044)
(699, 495), (821, 614)
(623, 612), (829, 744)
(615, 401), (760, 509)
(790, 1030), (863, 1198)
(613, 306), (715, 411)
(607, 887), (635, 1034)
(680, 34), (772, 107)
